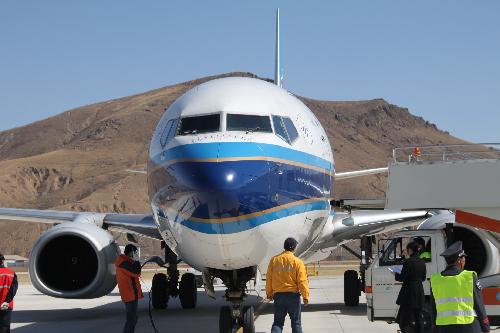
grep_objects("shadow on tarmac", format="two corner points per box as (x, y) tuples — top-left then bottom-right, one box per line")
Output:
(257, 301), (369, 317)
(12, 290), (263, 333)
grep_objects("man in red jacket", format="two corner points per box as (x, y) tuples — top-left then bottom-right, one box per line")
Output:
(115, 244), (143, 333)
(0, 254), (18, 333)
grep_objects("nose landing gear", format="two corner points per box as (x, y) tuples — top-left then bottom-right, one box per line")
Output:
(210, 266), (257, 333)
(219, 303), (255, 333)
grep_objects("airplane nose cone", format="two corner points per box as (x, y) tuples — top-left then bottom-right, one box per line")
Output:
(151, 141), (331, 235)
(164, 143), (272, 221)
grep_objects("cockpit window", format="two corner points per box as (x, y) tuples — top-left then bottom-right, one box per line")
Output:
(160, 118), (179, 147)
(282, 117), (299, 143)
(177, 114), (220, 135)
(227, 114), (272, 133)
(273, 115), (288, 143)
(272, 115), (299, 144)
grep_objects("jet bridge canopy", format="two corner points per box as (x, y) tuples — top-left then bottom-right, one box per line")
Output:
(386, 143), (500, 237)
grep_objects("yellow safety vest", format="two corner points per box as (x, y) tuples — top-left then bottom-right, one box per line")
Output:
(430, 270), (476, 326)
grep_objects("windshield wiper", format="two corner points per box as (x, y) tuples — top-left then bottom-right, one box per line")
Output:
(245, 126), (260, 134)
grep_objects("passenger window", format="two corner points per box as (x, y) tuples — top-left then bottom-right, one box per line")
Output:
(177, 114), (220, 135)
(272, 115), (289, 144)
(282, 117), (299, 143)
(227, 114), (272, 133)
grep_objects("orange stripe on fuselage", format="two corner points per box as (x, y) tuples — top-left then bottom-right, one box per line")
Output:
(482, 287), (500, 305)
(165, 197), (328, 224)
(455, 210), (500, 233)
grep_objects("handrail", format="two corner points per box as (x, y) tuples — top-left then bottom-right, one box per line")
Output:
(392, 143), (500, 163)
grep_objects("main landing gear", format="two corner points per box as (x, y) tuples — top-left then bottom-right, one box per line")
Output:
(150, 242), (198, 310)
(210, 267), (257, 333)
(342, 236), (375, 307)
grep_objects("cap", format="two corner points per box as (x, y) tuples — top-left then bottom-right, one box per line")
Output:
(440, 241), (467, 263)
(284, 237), (298, 251)
(413, 237), (426, 247)
(124, 244), (138, 255)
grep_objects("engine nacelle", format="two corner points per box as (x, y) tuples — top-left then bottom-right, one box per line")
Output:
(420, 213), (499, 277)
(29, 222), (120, 298)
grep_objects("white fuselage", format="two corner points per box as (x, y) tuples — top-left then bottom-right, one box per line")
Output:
(147, 77), (334, 272)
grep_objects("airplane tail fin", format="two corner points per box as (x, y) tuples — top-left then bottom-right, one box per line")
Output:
(274, 8), (283, 88)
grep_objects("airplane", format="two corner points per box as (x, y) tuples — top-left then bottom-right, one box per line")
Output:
(1, 8), (496, 333)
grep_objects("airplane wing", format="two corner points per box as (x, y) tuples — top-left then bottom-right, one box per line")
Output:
(0, 208), (161, 240)
(327, 209), (430, 245)
(301, 209), (431, 262)
(335, 167), (388, 180)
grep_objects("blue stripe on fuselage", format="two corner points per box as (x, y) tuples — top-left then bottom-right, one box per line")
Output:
(155, 142), (334, 173)
(165, 160), (330, 221)
(179, 200), (329, 234)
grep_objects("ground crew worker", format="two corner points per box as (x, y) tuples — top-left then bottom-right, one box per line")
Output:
(115, 244), (143, 333)
(266, 237), (309, 333)
(414, 237), (431, 261)
(430, 241), (490, 333)
(0, 254), (18, 333)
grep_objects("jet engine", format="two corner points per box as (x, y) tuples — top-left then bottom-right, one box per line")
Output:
(419, 213), (499, 277)
(29, 222), (120, 298)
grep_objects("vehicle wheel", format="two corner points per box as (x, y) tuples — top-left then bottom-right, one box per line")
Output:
(242, 306), (255, 333)
(219, 306), (233, 333)
(179, 273), (197, 309)
(344, 270), (360, 306)
(152, 273), (169, 309)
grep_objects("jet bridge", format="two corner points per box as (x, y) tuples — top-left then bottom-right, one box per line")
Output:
(386, 143), (500, 243)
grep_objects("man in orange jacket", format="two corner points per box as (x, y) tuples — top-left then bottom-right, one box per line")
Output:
(115, 244), (143, 333)
(266, 237), (309, 333)
(0, 254), (18, 333)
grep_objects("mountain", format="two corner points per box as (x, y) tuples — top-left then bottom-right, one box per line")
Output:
(0, 72), (464, 257)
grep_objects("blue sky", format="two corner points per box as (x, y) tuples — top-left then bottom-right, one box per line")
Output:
(1, 1), (499, 142)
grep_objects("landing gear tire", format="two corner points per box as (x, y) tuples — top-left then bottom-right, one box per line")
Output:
(242, 306), (255, 333)
(152, 273), (169, 309)
(219, 306), (233, 333)
(344, 270), (360, 306)
(179, 273), (197, 309)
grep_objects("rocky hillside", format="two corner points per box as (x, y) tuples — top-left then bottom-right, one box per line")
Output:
(0, 72), (464, 257)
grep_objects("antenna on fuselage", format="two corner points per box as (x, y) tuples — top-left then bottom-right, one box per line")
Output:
(274, 8), (283, 88)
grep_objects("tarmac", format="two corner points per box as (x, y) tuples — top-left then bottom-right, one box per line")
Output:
(11, 277), (397, 333)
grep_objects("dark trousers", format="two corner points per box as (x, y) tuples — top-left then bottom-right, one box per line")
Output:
(123, 300), (138, 333)
(271, 292), (302, 333)
(398, 306), (424, 333)
(0, 310), (12, 333)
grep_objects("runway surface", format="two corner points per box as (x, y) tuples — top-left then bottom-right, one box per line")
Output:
(11, 277), (396, 332)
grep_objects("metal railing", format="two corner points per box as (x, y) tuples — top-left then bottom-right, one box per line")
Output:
(392, 143), (500, 163)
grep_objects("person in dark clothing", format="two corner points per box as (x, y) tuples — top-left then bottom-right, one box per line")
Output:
(0, 254), (18, 333)
(430, 241), (490, 333)
(115, 244), (143, 333)
(394, 241), (427, 333)
(414, 237), (431, 261)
